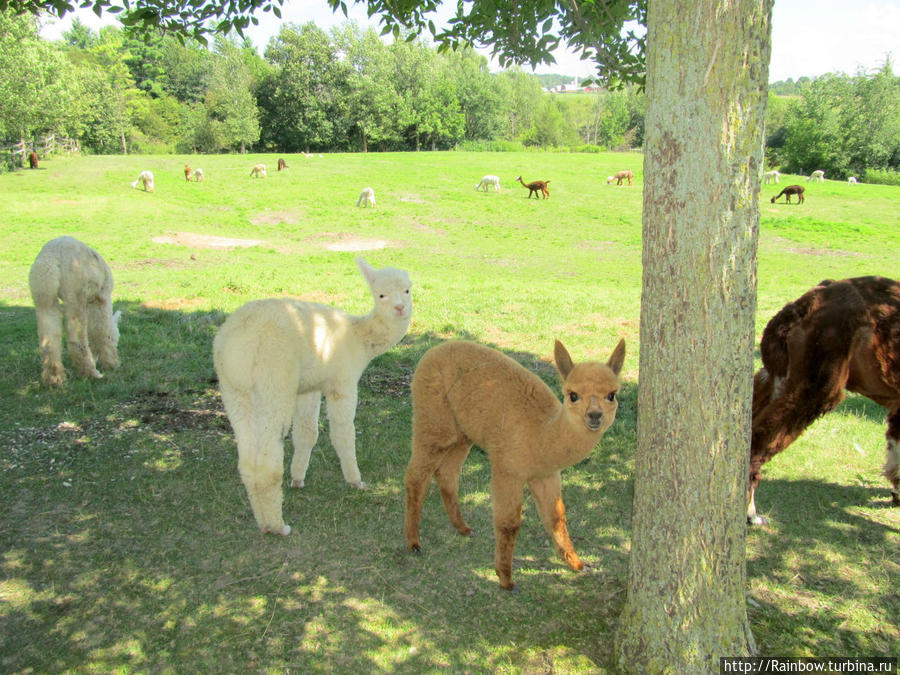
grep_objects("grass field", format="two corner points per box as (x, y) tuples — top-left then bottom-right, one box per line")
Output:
(0, 152), (898, 672)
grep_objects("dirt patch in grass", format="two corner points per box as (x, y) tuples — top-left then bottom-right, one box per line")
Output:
(152, 232), (263, 249)
(398, 194), (425, 203)
(305, 232), (405, 252)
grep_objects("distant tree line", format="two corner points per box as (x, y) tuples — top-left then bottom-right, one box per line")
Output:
(765, 63), (900, 183)
(0, 12), (645, 161)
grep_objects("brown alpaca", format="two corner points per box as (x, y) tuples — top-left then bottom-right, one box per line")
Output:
(405, 338), (626, 590)
(249, 164), (267, 178)
(770, 185), (805, 204)
(749, 276), (900, 524)
(515, 176), (550, 199)
(607, 170), (633, 185)
(278, 158), (288, 171)
(184, 164), (192, 181)
(28, 151), (39, 169)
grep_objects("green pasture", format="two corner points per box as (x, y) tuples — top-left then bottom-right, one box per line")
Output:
(0, 152), (897, 671)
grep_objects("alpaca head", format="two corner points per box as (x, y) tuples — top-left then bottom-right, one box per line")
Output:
(356, 257), (412, 323)
(554, 339), (626, 433)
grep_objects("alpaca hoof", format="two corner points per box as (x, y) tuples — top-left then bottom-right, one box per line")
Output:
(349, 480), (366, 490)
(566, 557), (584, 572)
(891, 492), (899, 507)
(262, 524), (291, 536)
(42, 372), (66, 388)
(747, 514), (768, 526)
(500, 582), (518, 593)
(410, 544), (422, 555)
(291, 479), (305, 488)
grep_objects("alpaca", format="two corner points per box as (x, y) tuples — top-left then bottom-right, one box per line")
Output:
(606, 170), (634, 186)
(184, 164), (192, 181)
(770, 185), (804, 204)
(764, 170), (780, 184)
(807, 170), (825, 182)
(213, 258), (412, 535)
(192, 168), (204, 182)
(357, 187), (376, 208)
(475, 175), (501, 192)
(28, 151), (39, 169)
(29, 236), (121, 388)
(278, 158), (288, 171)
(516, 176), (550, 199)
(249, 164), (267, 178)
(130, 170), (154, 192)
(848, 176), (858, 184)
(748, 276), (900, 525)
(405, 338), (626, 590)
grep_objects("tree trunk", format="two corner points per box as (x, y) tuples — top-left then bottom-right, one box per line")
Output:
(120, 131), (127, 155)
(615, 0), (772, 672)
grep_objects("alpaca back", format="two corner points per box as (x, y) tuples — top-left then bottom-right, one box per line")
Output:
(29, 236), (113, 309)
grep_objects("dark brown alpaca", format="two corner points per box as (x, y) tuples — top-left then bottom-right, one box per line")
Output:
(770, 185), (805, 204)
(278, 158), (288, 171)
(748, 276), (900, 524)
(516, 176), (550, 199)
(28, 151), (39, 169)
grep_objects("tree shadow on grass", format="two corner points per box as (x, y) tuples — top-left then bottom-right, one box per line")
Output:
(0, 302), (636, 672)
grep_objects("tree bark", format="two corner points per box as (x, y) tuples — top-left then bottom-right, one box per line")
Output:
(615, 0), (772, 671)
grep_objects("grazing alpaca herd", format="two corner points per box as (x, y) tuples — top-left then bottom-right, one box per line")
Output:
(24, 164), (897, 590)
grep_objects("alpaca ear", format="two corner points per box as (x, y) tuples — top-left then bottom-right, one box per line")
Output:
(356, 257), (376, 285)
(607, 339), (626, 376)
(554, 340), (575, 379)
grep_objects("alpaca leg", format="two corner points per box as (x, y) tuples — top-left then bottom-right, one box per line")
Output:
(325, 389), (364, 488)
(289, 392), (321, 488)
(235, 422), (291, 535)
(64, 299), (102, 379)
(883, 406), (900, 506)
(35, 303), (66, 387)
(403, 444), (449, 552)
(491, 473), (525, 590)
(528, 471), (583, 572)
(86, 300), (119, 371)
(433, 441), (474, 536)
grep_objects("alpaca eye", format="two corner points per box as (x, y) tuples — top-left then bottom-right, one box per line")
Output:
(569, 392), (579, 403)
(379, 294), (386, 299)
(607, 392), (617, 402)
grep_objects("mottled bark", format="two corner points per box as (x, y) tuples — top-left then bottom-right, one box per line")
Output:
(615, 0), (773, 671)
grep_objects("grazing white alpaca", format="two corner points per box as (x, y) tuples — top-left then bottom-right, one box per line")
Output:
(807, 170), (825, 182)
(192, 168), (204, 182)
(213, 258), (412, 535)
(29, 236), (121, 387)
(130, 170), (154, 192)
(356, 187), (376, 208)
(405, 338), (625, 590)
(848, 176), (857, 184)
(475, 175), (501, 192)
(250, 164), (267, 178)
(764, 170), (780, 184)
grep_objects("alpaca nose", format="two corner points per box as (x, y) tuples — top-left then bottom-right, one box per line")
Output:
(587, 410), (603, 426)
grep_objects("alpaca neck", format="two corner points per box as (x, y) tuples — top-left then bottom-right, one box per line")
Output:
(539, 408), (599, 470)
(352, 309), (409, 359)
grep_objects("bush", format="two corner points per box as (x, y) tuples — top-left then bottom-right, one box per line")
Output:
(863, 168), (900, 186)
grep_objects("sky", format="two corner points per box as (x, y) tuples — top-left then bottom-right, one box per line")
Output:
(39, 0), (900, 83)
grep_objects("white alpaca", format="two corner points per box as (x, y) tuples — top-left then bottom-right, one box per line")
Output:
(848, 176), (857, 184)
(29, 236), (121, 387)
(764, 170), (780, 184)
(250, 164), (267, 178)
(130, 170), (154, 192)
(357, 187), (376, 208)
(807, 170), (825, 182)
(475, 175), (501, 192)
(213, 257), (412, 535)
(192, 168), (204, 182)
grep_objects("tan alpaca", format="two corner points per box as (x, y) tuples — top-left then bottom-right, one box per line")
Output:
(405, 338), (626, 590)
(249, 164), (267, 178)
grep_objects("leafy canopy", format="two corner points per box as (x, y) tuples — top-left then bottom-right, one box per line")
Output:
(3, 0), (646, 84)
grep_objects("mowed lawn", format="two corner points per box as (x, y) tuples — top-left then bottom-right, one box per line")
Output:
(0, 152), (897, 672)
